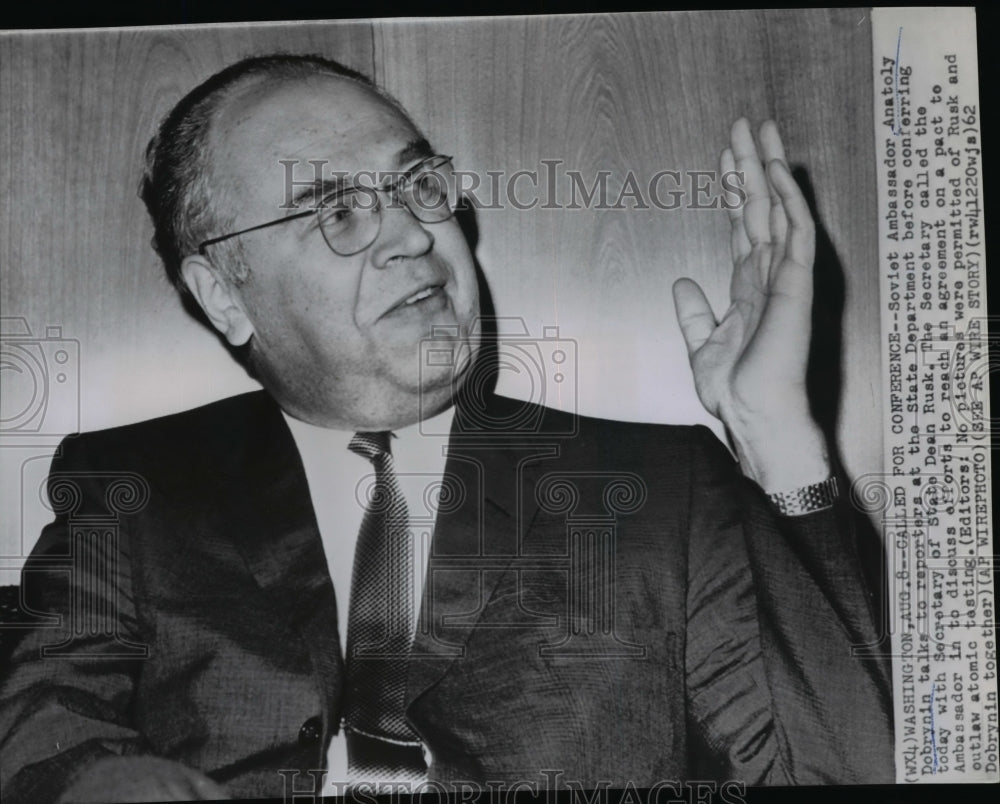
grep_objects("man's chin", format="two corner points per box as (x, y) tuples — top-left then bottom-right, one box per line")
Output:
(410, 358), (463, 397)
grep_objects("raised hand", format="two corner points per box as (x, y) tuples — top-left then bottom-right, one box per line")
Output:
(672, 118), (829, 491)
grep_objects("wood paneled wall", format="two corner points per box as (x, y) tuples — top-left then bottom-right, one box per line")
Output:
(0, 11), (880, 565)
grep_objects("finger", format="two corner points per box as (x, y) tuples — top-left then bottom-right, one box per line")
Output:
(729, 117), (771, 247)
(757, 119), (788, 165)
(767, 159), (814, 271)
(752, 166), (814, 375)
(720, 146), (751, 263)
(757, 122), (788, 273)
(766, 201), (787, 283)
(758, 121), (789, 275)
(672, 278), (718, 356)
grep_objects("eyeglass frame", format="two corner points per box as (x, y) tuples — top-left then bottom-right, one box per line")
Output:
(195, 154), (456, 258)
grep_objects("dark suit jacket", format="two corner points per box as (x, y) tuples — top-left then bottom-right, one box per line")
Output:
(0, 391), (894, 801)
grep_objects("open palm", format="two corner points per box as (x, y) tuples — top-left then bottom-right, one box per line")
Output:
(672, 118), (816, 429)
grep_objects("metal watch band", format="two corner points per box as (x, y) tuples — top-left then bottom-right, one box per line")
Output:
(767, 476), (839, 517)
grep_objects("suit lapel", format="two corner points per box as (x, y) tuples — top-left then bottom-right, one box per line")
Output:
(211, 392), (566, 735)
(219, 392), (345, 732)
(405, 397), (561, 712)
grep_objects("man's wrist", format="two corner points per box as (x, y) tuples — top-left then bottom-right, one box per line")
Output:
(728, 412), (831, 493)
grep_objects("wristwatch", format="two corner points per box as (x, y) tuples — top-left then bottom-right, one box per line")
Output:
(767, 476), (839, 516)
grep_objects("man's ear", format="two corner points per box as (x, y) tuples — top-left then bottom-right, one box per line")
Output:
(180, 255), (254, 347)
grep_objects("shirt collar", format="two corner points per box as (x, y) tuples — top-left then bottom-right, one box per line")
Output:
(280, 403), (456, 461)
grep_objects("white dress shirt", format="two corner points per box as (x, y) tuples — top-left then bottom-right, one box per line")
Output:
(280, 405), (455, 791)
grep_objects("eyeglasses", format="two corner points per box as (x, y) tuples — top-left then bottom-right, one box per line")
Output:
(196, 154), (457, 257)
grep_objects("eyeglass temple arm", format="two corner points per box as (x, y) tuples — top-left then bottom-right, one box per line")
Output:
(197, 209), (316, 255)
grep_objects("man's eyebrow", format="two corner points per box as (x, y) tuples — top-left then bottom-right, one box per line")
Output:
(285, 139), (434, 209)
(396, 138), (434, 168)
(289, 175), (351, 209)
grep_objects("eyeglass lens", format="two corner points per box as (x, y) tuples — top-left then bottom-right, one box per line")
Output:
(317, 158), (455, 256)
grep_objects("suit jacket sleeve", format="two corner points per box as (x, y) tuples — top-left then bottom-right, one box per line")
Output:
(683, 425), (894, 784)
(0, 436), (205, 803)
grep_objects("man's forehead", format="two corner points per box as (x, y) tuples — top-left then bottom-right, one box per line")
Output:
(211, 74), (419, 168)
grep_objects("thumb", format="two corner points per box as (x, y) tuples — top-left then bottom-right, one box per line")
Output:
(672, 278), (717, 356)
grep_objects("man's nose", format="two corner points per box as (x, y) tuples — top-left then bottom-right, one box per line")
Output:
(369, 198), (435, 267)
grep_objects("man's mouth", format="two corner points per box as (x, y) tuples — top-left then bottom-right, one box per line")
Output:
(403, 286), (438, 305)
(387, 283), (446, 315)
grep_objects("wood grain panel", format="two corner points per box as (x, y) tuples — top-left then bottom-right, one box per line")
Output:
(0, 22), (374, 564)
(373, 9), (880, 478)
(0, 13), (881, 566)
(0, 23), (374, 428)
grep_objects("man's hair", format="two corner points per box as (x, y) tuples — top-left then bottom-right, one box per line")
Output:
(139, 52), (401, 301)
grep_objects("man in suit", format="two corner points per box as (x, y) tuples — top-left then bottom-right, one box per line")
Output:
(0, 54), (894, 801)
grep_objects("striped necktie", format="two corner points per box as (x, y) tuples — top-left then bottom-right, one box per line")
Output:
(343, 431), (426, 783)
